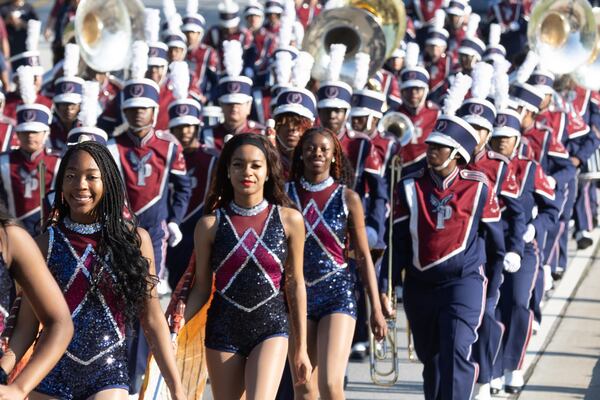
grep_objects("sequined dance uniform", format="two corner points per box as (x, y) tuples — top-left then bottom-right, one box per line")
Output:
(37, 220), (128, 399)
(288, 178), (356, 321)
(0, 254), (13, 336)
(205, 203), (289, 357)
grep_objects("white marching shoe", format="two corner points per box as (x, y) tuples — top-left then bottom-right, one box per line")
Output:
(490, 376), (504, 395)
(504, 369), (524, 394)
(472, 383), (491, 400)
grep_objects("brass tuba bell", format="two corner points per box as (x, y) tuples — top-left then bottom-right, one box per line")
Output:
(378, 111), (414, 148)
(528, 0), (597, 75)
(571, 8), (600, 90)
(75, 0), (145, 72)
(302, 0), (406, 84)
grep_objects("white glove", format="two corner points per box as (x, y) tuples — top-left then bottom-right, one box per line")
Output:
(546, 176), (556, 189)
(366, 226), (378, 249)
(503, 251), (522, 273)
(523, 224), (536, 243)
(167, 222), (183, 247)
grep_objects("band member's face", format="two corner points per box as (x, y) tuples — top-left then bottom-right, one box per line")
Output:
(425, 44), (444, 62)
(246, 15), (263, 30)
(449, 14), (463, 30)
(318, 107), (346, 133)
(302, 133), (334, 176)
(17, 131), (47, 153)
(266, 13), (281, 25)
(474, 126), (490, 153)
(184, 31), (201, 47)
(222, 102), (251, 125)
(124, 107), (154, 128)
(516, 106), (535, 129)
(276, 116), (307, 150)
(56, 102), (80, 124)
(168, 47), (186, 62)
(390, 56), (404, 71)
(146, 65), (165, 84)
(540, 93), (552, 110)
(62, 150), (104, 223)
(172, 124), (198, 148)
(490, 136), (518, 157)
(34, 75), (42, 92)
(459, 53), (474, 71)
(229, 145), (268, 196)
(351, 116), (369, 132)
(401, 87), (425, 108)
(426, 142), (455, 167)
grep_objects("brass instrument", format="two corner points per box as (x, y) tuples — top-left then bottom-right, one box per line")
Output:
(74, 0), (145, 72)
(378, 112), (415, 148)
(572, 8), (600, 90)
(38, 159), (46, 232)
(303, 0), (406, 84)
(528, 0), (597, 75)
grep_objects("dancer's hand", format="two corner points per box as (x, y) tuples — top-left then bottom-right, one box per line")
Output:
(293, 351), (312, 386)
(370, 310), (388, 341)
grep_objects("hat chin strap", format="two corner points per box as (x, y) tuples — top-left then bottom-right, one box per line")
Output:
(276, 134), (294, 153)
(432, 148), (459, 171)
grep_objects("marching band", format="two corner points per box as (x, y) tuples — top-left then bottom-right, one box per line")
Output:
(0, 0), (599, 399)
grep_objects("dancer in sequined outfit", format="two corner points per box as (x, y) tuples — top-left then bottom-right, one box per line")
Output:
(288, 128), (387, 399)
(11, 142), (185, 400)
(0, 213), (72, 398)
(184, 134), (311, 400)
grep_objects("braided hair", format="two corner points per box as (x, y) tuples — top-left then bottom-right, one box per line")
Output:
(50, 141), (156, 325)
(290, 127), (355, 187)
(205, 133), (295, 213)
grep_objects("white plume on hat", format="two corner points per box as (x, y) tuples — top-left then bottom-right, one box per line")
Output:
(63, 43), (80, 78)
(470, 62), (494, 99)
(79, 81), (101, 127)
(433, 9), (446, 30)
(163, 0), (177, 20)
(443, 72), (472, 116)
(222, 40), (244, 77)
(515, 51), (539, 84)
(167, 13), (184, 33)
(169, 61), (190, 100)
(489, 23), (501, 46)
(353, 52), (370, 90)
(326, 44), (346, 82)
(292, 51), (314, 88)
(26, 20), (41, 52)
(405, 42), (420, 68)
(493, 58), (511, 109)
(219, 0), (239, 13)
(186, 0), (198, 15)
(144, 9), (161, 42)
(274, 50), (294, 86)
(17, 66), (37, 105)
(293, 21), (304, 48)
(278, 15), (294, 48)
(130, 41), (149, 80)
(466, 13), (480, 37)
(283, 0), (295, 19)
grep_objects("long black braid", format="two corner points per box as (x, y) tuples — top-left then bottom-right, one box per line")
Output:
(50, 142), (156, 325)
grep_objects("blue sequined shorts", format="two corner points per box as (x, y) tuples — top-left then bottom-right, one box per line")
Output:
(36, 343), (129, 399)
(205, 294), (289, 357)
(306, 272), (357, 321)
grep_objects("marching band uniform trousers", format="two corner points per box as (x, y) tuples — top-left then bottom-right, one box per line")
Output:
(545, 180), (576, 272)
(574, 180), (597, 233)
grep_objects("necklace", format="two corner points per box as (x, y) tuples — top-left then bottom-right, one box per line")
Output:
(63, 216), (102, 234)
(229, 199), (269, 216)
(300, 176), (334, 192)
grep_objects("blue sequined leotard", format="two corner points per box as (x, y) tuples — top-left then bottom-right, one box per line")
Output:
(36, 223), (129, 399)
(205, 204), (289, 357)
(288, 181), (357, 321)
(0, 253), (13, 336)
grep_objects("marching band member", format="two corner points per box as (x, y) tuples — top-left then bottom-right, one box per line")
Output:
(252, 0), (284, 68)
(445, 0), (471, 64)
(65, 81), (109, 147)
(483, 23), (507, 64)
(383, 42), (406, 81)
(184, 133), (311, 400)
(49, 43), (82, 152)
(19, 141), (186, 399)
(5, 20), (53, 120)
(182, 3), (219, 104)
(390, 42), (440, 175)
(423, 10), (451, 104)
(0, 66), (60, 236)
(295, 0), (322, 29)
(106, 42), (191, 392)
(165, 61), (218, 289)
(201, 40), (265, 151)
(452, 14), (485, 77)
(407, 0), (445, 45)
(381, 94), (503, 400)
(0, 92), (19, 152)
(244, 1), (265, 33)
(288, 127), (386, 398)
(486, 0), (532, 62)
(489, 106), (559, 396)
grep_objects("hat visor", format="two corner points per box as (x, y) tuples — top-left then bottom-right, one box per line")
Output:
(463, 115), (493, 132)
(148, 57), (168, 67)
(458, 48), (482, 59)
(400, 80), (429, 90)
(317, 99), (350, 109)
(167, 41), (188, 50)
(182, 23), (204, 33)
(54, 93), (82, 104)
(426, 132), (471, 163)
(426, 38), (447, 47)
(349, 107), (382, 119)
(219, 93), (252, 104)
(122, 98), (158, 109)
(16, 122), (49, 132)
(169, 116), (201, 128)
(492, 127), (521, 138)
(446, 7), (465, 15)
(273, 104), (315, 121)
(220, 17), (240, 28)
